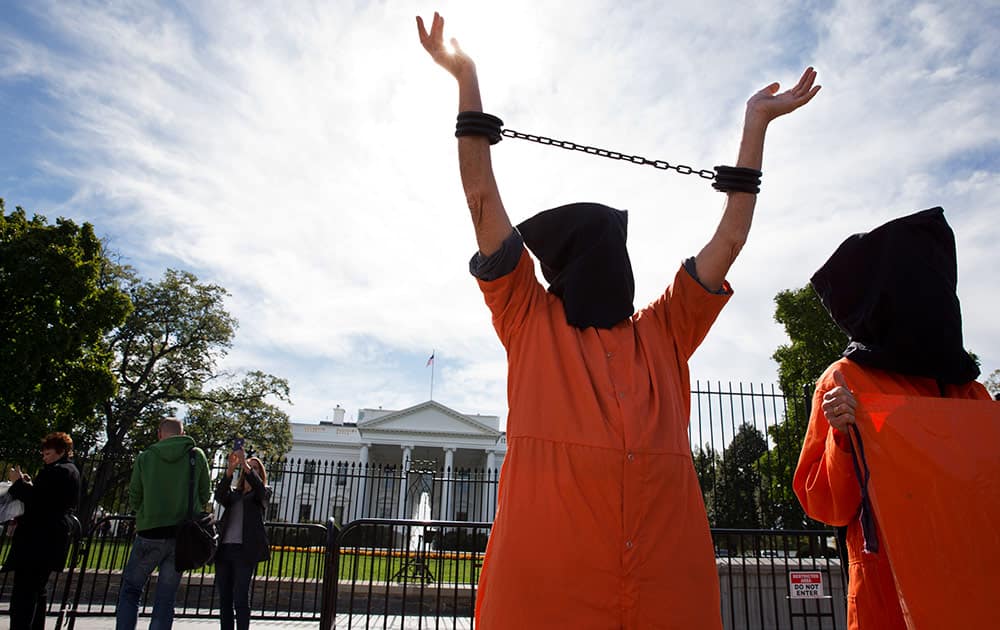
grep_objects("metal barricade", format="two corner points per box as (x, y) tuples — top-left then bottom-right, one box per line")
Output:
(323, 518), (491, 630)
(58, 515), (330, 625)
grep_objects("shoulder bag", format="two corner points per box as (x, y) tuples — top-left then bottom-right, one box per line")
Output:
(174, 447), (219, 571)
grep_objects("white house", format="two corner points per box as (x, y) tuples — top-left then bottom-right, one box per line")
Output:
(270, 400), (507, 525)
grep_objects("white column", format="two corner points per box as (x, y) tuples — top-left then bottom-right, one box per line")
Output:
(398, 445), (412, 519)
(354, 444), (369, 521)
(441, 447), (455, 520)
(483, 450), (497, 522)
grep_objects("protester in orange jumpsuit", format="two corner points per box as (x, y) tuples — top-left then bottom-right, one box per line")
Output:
(417, 11), (819, 628)
(793, 208), (992, 630)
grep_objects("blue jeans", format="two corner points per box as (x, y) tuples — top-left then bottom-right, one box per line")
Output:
(215, 544), (255, 630)
(116, 536), (182, 630)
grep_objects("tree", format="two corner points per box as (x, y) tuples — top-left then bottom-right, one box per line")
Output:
(692, 444), (718, 522)
(756, 403), (813, 529)
(0, 201), (132, 457)
(985, 369), (1000, 399)
(81, 269), (292, 525)
(184, 370), (293, 463)
(98, 268), (238, 458)
(0, 201), (292, 525)
(757, 285), (847, 529)
(713, 424), (767, 529)
(770, 286), (848, 397)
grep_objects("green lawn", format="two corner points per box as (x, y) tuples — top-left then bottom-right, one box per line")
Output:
(4, 538), (481, 585)
(337, 550), (481, 585)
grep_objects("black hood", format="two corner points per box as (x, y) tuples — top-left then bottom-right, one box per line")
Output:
(517, 202), (635, 329)
(810, 207), (978, 384)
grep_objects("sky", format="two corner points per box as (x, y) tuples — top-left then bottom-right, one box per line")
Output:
(1, 0), (997, 426)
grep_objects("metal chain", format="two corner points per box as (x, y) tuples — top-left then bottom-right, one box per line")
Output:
(500, 128), (716, 180)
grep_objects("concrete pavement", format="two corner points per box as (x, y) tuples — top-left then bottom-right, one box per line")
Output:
(0, 615), (472, 629)
(22, 620), (316, 629)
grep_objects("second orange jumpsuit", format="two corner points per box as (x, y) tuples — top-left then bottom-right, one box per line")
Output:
(794, 359), (991, 630)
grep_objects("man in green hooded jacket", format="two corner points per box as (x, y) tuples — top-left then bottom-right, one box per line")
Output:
(117, 417), (210, 630)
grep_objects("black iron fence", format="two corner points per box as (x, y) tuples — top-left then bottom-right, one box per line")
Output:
(0, 381), (845, 627)
(691, 380), (817, 531)
(1, 517), (846, 629)
(713, 529), (845, 630)
(263, 458), (500, 529)
(0, 455), (499, 536)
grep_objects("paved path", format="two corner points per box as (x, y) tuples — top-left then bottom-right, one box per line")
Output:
(327, 616), (471, 629)
(0, 615), (473, 629)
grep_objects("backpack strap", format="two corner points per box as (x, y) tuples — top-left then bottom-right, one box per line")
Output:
(187, 446), (197, 519)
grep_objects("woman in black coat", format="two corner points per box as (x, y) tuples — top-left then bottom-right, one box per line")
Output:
(214, 449), (271, 630)
(3, 432), (81, 630)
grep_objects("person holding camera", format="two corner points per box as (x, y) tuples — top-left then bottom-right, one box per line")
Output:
(3, 432), (81, 630)
(213, 442), (271, 630)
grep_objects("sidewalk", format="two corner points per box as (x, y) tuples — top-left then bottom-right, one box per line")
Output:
(0, 615), (472, 629)
(0, 618), (316, 629)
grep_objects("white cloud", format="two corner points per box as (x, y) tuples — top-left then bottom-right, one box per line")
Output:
(2, 0), (997, 424)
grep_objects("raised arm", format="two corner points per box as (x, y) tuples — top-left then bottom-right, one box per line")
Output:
(214, 451), (240, 506)
(694, 68), (821, 291)
(417, 12), (513, 256)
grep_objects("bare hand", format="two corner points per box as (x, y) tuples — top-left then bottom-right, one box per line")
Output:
(227, 451), (240, 473)
(7, 465), (27, 483)
(822, 370), (857, 433)
(746, 67), (820, 126)
(416, 12), (476, 80)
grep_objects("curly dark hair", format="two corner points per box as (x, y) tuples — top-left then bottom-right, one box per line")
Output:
(41, 432), (74, 458)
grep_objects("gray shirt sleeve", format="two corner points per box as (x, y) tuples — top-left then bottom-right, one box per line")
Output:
(469, 230), (525, 281)
(683, 256), (733, 295)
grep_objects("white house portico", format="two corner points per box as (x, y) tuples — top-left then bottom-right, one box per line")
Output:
(272, 400), (506, 525)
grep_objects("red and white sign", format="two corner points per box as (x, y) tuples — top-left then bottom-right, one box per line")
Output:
(789, 571), (824, 599)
